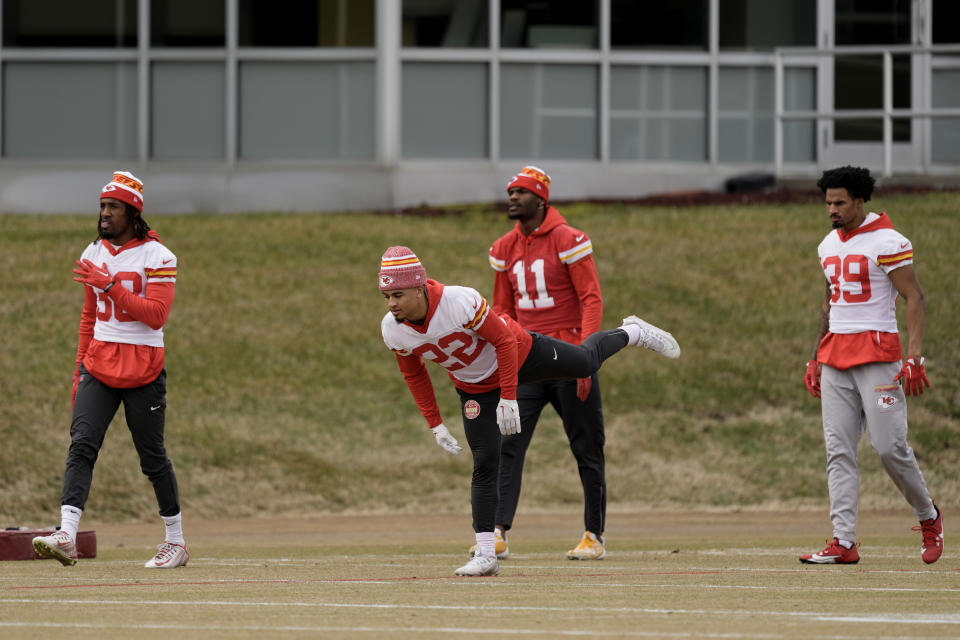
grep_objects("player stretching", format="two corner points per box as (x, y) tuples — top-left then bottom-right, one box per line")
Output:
(484, 166), (621, 561)
(800, 166), (942, 565)
(33, 171), (188, 569)
(379, 246), (679, 576)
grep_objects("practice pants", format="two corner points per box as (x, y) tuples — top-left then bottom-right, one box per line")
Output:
(62, 363), (181, 517)
(820, 361), (934, 541)
(459, 328), (627, 533)
(496, 374), (605, 535)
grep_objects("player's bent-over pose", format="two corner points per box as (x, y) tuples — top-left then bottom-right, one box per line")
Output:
(379, 246), (680, 577)
(800, 165), (942, 565)
(485, 166), (614, 561)
(33, 171), (188, 569)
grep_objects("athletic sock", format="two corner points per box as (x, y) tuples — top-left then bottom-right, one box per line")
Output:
(476, 531), (495, 557)
(60, 505), (82, 541)
(162, 512), (185, 546)
(620, 323), (641, 346)
(838, 539), (854, 549)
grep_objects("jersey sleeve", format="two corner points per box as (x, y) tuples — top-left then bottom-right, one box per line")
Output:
(107, 245), (177, 330)
(876, 232), (913, 274)
(469, 300), (520, 400)
(555, 226), (602, 338)
(393, 352), (443, 428)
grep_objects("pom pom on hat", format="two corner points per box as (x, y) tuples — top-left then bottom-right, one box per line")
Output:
(506, 165), (550, 202)
(101, 170), (144, 212)
(379, 246), (428, 291)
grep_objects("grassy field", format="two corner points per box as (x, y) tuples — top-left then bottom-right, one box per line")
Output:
(1, 192), (958, 527)
(1, 510), (958, 639)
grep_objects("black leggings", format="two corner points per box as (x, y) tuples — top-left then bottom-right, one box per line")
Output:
(459, 328), (628, 532)
(62, 364), (180, 517)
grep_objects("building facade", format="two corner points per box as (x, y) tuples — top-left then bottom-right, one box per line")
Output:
(0, 0), (958, 213)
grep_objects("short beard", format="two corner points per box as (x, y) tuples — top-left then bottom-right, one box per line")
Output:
(831, 221), (842, 229)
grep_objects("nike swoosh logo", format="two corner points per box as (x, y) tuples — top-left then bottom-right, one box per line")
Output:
(575, 234), (584, 241)
(473, 301), (478, 309)
(900, 242), (908, 249)
(150, 405), (162, 412)
(163, 259), (173, 264)
(552, 347), (558, 360)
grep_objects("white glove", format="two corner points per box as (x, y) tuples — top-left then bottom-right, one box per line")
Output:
(432, 423), (462, 454)
(496, 398), (521, 436)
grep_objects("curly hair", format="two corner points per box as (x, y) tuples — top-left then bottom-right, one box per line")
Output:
(816, 166), (875, 202)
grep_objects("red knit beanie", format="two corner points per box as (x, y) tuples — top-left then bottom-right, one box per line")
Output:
(379, 246), (428, 290)
(100, 170), (144, 212)
(506, 165), (550, 201)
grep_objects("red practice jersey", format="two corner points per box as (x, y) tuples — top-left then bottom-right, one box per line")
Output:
(488, 206), (602, 344)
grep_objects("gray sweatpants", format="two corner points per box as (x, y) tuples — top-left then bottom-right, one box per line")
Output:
(820, 361), (935, 541)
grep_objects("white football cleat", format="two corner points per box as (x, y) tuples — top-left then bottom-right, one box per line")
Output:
(32, 530), (78, 566)
(455, 553), (500, 577)
(145, 542), (189, 568)
(622, 315), (681, 359)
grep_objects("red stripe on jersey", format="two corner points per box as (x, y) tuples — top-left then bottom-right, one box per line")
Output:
(463, 298), (488, 330)
(877, 250), (912, 266)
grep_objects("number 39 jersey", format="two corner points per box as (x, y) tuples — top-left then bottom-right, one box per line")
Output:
(817, 212), (912, 335)
(80, 236), (177, 347)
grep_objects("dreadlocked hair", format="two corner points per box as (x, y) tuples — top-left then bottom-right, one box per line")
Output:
(128, 204), (152, 239)
(816, 166), (876, 202)
(95, 203), (152, 241)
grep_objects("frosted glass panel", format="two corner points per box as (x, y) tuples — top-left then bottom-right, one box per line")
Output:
(932, 69), (960, 163)
(3, 62), (137, 158)
(402, 62), (487, 158)
(239, 62), (375, 159)
(152, 63), (225, 159)
(718, 66), (773, 162)
(610, 65), (707, 161)
(500, 64), (597, 159)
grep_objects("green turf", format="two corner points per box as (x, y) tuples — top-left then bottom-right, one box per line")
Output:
(1, 192), (958, 524)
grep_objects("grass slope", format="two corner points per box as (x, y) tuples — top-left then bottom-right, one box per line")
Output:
(1, 193), (957, 524)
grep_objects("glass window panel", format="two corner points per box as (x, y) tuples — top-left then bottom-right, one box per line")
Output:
(719, 0), (815, 50)
(152, 0), (225, 47)
(611, 0), (707, 50)
(500, 64), (597, 159)
(239, 62), (375, 159)
(239, 0), (374, 47)
(3, 0), (136, 47)
(152, 63), (225, 159)
(610, 65), (706, 161)
(718, 67), (773, 162)
(783, 67), (816, 163)
(501, 1), (597, 49)
(834, 55), (910, 142)
(835, 0), (910, 46)
(931, 69), (960, 163)
(3, 62), (136, 158)
(932, 0), (960, 44)
(402, 62), (487, 158)
(402, 0), (488, 47)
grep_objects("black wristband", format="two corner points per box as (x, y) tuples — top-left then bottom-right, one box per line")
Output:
(103, 280), (116, 293)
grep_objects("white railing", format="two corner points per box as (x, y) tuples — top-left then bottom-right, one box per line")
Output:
(774, 44), (960, 177)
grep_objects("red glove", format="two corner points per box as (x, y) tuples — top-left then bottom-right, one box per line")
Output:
(576, 377), (592, 402)
(73, 259), (114, 290)
(895, 356), (930, 396)
(804, 360), (821, 398)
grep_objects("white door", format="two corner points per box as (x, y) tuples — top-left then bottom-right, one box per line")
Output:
(817, 0), (927, 174)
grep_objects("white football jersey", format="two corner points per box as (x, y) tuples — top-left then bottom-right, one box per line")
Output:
(382, 285), (499, 384)
(817, 212), (912, 334)
(80, 238), (177, 347)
